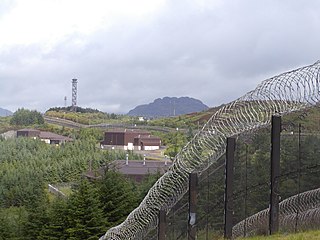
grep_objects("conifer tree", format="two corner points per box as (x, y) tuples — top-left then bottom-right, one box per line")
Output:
(65, 179), (106, 240)
(23, 189), (49, 240)
(38, 198), (69, 240)
(98, 170), (138, 227)
(0, 209), (10, 240)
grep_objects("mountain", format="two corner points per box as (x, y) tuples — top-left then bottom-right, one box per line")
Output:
(0, 107), (12, 117)
(127, 97), (209, 117)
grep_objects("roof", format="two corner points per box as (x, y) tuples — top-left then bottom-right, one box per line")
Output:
(16, 128), (73, 142)
(39, 131), (73, 141)
(110, 160), (172, 175)
(84, 160), (173, 182)
(137, 135), (161, 140)
(17, 128), (40, 133)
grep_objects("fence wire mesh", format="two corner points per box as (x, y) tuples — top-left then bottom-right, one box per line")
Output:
(100, 61), (320, 240)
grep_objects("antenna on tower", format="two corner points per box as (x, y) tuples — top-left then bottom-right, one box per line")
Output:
(71, 78), (78, 112)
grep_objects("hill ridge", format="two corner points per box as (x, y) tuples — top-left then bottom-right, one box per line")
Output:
(127, 96), (209, 118)
(0, 107), (12, 117)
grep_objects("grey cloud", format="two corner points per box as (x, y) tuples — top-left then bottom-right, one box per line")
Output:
(1, 0), (320, 113)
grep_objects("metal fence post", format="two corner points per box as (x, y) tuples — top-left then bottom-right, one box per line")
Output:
(188, 172), (198, 240)
(269, 115), (281, 235)
(224, 137), (236, 239)
(158, 210), (166, 240)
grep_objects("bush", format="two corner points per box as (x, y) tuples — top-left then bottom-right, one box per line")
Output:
(10, 108), (44, 126)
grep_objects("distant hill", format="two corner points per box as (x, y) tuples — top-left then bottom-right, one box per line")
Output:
(0, 107), (12, 117)
(127, 97), (209, 117)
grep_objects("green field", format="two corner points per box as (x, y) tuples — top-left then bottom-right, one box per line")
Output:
(242, 230), (320, 240)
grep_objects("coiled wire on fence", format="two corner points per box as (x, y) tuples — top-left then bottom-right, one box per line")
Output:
(100, 61), (320, 240)
(232, 187), (320, 238)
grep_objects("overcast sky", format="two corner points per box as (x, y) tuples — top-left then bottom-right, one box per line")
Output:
(0, 0), (319, 113)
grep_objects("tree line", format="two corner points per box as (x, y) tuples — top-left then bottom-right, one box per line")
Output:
(0, 135), (157, 239)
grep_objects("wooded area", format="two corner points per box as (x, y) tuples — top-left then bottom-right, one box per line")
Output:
(0, 107), (319, 239)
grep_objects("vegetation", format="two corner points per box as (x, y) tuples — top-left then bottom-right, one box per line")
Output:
(147, 104), (223, 129)
(45, 107), (129, 125)
(0, 128), (158, 239)
(0, 104), (320, 239)
(154, 131), (188, 158)
(0, 103), (213, 239)
(10, 108), (44, 126)
(242, 230), (320, 240)
(0, 136), (143, 206)
(48, 106), (102, 114)
(0, 116), (11, 133)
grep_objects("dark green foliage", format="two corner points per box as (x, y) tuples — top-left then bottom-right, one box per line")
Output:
(77, 128), (104, 142)
(98, 170), (138, 227)
(36, 172), (151, 240)
(47, 106), (101, 114)
(1, 106), (319, 239)
(0, 116), (12, 133)
(45, 107), (125, 125)
(38, 180), (108, 240)
(38, 198), (69, 240)
(10, 108), (44, 126)
(65, 179), (106, 240)
(0, 207), (27, 239)
(0, 132), (147, 239)
(136, 172), (161, 200)
(0, 137), (141, 207)
(23, 188), (49, 240)
(0, 209), (10, 240)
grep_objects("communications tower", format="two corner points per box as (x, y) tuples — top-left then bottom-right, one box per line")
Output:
(71, 78), (78, 111)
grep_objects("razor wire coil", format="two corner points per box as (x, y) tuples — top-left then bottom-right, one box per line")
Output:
(100, 61), (320, 240)
(232, 187), (320, 238)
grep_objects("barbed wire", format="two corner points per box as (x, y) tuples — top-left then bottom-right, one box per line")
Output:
(100, 61), (320, 240)
(232, 187), (320, 238)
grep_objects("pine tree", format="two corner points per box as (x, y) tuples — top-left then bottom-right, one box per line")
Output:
(38, 198), (69, 240)
(0, 209), (10, 240)
(65, 179), (106, 240)
(98, 170), (138, 227)
(23, 189), (49, 240)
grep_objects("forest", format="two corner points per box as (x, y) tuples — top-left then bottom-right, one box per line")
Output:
(0, 107), (319, 239)
(0, 126), (156, 239)
(0, 109), (189, 239)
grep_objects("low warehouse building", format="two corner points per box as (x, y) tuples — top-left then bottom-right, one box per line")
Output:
(101, 129), (161, 151)
(17, 128), (72, 144)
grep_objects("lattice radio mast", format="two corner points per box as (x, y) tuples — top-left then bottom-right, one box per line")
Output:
(71, 78), (78, 112)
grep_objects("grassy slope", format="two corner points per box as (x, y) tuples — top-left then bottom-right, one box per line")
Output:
(242, 230), (320, 240)
(196, 230), (320, 240)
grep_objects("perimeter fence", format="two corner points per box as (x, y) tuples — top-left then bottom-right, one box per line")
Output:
(144, 113), (320, 240)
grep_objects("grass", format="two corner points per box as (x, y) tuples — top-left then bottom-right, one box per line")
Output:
(240, 230), (320, 240)
(195, 230), (320, 240)
(47, 184), (73, 202)
(58, 186), (73, 196)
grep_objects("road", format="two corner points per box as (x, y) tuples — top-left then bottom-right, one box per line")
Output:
(44, 116), (185, 133)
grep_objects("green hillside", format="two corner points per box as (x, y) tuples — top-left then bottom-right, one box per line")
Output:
(0, 105), (319, 239)
(243, 230), (320, 240)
